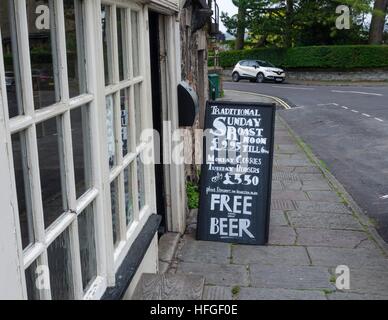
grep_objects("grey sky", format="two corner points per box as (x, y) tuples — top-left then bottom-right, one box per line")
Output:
(218, 0), (238, 33)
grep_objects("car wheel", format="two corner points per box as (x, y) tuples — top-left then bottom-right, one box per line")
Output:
(256, 73), (265, 83)
(232, 72), (240, 82)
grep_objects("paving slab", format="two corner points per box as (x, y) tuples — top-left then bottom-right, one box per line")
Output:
(296, 228), (368, 248)
(177, 262), (250, 287)
(272, 172), (300, 182)
(298, 173), (328, 181)
(271, 199), (297, 211)
(238, 287), (327, 300)
(270, 210), (289, 226)
(276, 158), (314, 167)
(307, 247), (388, 271)
(275, 136), (295, 144)
(327, 292), (388, 300)
(177, 235), (231, 264)
(272, 190), (308, 201)
(295, 201), (351, 214)
(202, 286), (233, 300)
(159, 233), (181, 263)
(269, 226), (297, 245)
(288, 211), (364, 230)
(277, 144), (302, 154)
(306, 191), (342, 202)
(271, 181), (284, 191)
(300, 180), (333, 191)
(273, 166), (296, 173)
(249, 265), (334, 290)
(232, 245), (310, 266)
(345, 269), (388, 296)
(294, 167), (322, 174)
(132, 274), (205, 300)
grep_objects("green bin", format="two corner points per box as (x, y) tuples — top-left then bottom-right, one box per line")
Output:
(208, 73), (220, 100)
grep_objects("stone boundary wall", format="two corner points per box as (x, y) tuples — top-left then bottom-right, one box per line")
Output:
(222, 68), (388, 82)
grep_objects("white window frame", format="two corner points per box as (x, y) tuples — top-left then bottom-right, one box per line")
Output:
(0, 0), (160, 300)
(99, 0), (157, 276)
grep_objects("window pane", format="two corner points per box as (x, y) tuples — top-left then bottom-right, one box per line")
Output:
(101, 5), (112, 85)
(111, 179), (120, 246)
(78, 203), (97, 291)
(124, 164), (134, 226)
(106, 95), (116, 169)
(37, 117), (66, 228)
(25, 260), (42, 300)
(117, 8), (127, 81)
(27, 0), (59, 109)
(12, 132), (34, 249)
(131, 11), (140, 77)
(47, 229), (74, 300)
(120, 88), (130, 156)
(71, 105), (91, 199)
(134, 83), (142, 145)
(137, 156), (146, 210)
(0, 1), (22, 117)
(65, 0), (86, 98)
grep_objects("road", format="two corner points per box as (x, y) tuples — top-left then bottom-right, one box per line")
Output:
(225, 80), (388, 242)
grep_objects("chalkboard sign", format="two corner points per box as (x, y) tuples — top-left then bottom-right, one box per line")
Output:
(197, 101), (276, 245)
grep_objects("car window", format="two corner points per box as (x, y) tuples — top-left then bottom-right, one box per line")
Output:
(240, 61), (249, 66)
(258, 61), (275, 68)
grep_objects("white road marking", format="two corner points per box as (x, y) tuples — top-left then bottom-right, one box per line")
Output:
(336, 105), (384, 123)
(332, 90), (383, 96)
(272, 86), (315, 91)
(380, 195), (388, 200)
(317, 103), (339, 106)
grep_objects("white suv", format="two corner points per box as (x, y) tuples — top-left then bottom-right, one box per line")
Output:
(232, 60), (286, 83)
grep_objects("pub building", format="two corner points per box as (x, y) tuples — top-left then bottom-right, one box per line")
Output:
(0, 0), (214, 299)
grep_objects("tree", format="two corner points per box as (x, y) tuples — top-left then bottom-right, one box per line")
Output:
(221, 0), (250, 50)
(221, 0), (372, 49)
(369, 0), (388, 44)
(285, 0), (294, 47)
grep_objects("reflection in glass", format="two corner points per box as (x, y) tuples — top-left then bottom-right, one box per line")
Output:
(0, 0), (22, 117)
(101, 5), (111, 85)
(134, 83), (142, 145)
(27, 0), (59, 109)
(78, 203), (97, 291)
(37, 117), (66, 228)
(120, 89), (130, 156)
(12, 132), (34, 250)
(65, 0), (86, 98)
(71, 106), (91, 199)
(106, 95), (116, 169)
(137, 156), (146, 210)
(111, 180), (120, 246)
(131, 11), (140, 77)
(124, 164), (134, 226)
(25, 260), (42, 300)
(47, 229), (74, 300)
(117, 8), (127, 81)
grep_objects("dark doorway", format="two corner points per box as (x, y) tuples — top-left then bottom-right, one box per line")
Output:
(149, 11), (167, 234)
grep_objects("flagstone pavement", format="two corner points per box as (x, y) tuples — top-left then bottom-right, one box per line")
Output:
(165, 90), (388, 300)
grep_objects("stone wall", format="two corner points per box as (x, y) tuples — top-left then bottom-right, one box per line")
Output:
(180, 2), (210, 183)
(222, 68), (388, 82)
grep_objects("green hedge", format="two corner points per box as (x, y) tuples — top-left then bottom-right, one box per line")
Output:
(210, 45), (388, 70)
(210, 47), (287, 68)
